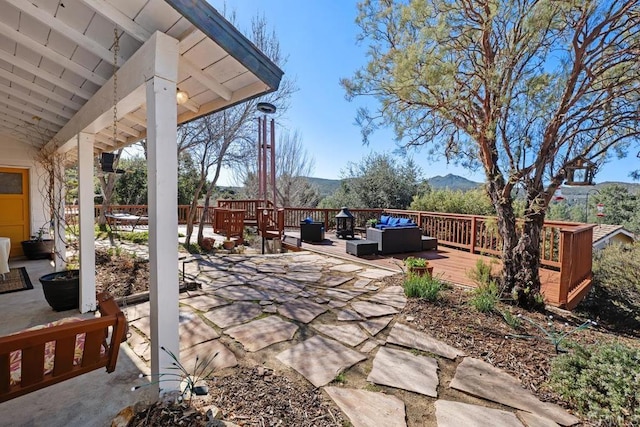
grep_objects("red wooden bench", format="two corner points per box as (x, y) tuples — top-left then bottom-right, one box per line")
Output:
(0, 292), (127, 402)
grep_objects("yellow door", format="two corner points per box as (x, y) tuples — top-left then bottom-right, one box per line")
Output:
(0, 167), (30, 257)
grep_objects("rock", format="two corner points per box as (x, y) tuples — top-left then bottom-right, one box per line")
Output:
(111, 406), (135, 427)
(204, 404), (223, 421)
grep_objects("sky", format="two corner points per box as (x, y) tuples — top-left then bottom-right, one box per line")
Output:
(207, 0), (639, 187)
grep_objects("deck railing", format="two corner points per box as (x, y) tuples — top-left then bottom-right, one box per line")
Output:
(66, 202), (593, 309)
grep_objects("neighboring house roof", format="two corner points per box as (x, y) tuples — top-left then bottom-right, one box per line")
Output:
(592, 224), (636, 248)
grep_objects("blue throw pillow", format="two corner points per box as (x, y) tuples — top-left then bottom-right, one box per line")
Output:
(398, 218), (410, 225)
(388, 217), (400, 227)
(304, 217), (313, 223)
(380, 215), (390, 225)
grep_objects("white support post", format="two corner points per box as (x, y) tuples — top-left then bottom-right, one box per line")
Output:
(146, 69), (179, 392)
(77, 132), (96, 312)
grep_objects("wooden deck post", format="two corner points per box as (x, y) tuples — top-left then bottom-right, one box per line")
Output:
(470, 216), (477, 254)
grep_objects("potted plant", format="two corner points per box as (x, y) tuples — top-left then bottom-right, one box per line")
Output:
(404, 256), (433, 277)
(222, 238), (235, 250)
(39, 269), (80, 311)
(366, 218), (378, 228)
(20, 224), (54, 260)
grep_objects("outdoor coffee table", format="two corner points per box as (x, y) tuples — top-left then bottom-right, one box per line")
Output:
(346, 239), (378, 257)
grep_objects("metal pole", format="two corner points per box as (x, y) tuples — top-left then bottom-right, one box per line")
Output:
(257, 117), (262, 201)
(271, 118), (276, 207)
(584, 192), (589, 223)
(262, 116), (268, 207)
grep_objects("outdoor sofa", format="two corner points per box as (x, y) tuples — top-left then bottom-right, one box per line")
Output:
(0, 292), (127, 402)
(367, 215), (422, 254)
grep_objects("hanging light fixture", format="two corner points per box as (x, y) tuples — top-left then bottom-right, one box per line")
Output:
(176, 88), (189, 105)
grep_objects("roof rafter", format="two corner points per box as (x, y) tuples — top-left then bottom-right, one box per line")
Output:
(0, 20), (106, 86)
(0, 68), (84, 111)
(80, 0), (151, 43)
(6, 0), (126, 66)
(0, 85), (74, 119)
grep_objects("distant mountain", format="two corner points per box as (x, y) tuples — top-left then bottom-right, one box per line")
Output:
(306, 177), (342, 197)
(427, 174), (482, 191)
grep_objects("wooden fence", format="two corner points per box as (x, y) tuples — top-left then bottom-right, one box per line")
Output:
(67, 202), (593, 309)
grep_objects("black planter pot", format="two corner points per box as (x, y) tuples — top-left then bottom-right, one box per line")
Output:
(21, 239), (54, 260)
(39, 269), (80, 311)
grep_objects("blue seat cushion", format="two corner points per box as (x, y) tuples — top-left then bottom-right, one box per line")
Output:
(379, 215), (390, 225)
(398, 218), (411, 226)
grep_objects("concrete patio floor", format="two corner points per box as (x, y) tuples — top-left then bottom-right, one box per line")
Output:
(0, 241), (580, 427)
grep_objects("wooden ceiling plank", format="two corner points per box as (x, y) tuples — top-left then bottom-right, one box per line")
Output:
(124, 112), (145, 127)
(0, 20), (106, 86)
(80, 0), (152, 43)
(179, 56), (231, 101)
(0, 85), (74, 119)
(0, 96), (66, 127)
(0, 68), (84, 111)
(178, 27), (205, 54)
(6, 0), (125, 66)
(110, 121), (140, 137)
(0, 49), (94, 100)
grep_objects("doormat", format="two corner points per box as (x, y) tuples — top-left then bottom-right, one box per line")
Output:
(0, 267), (34, 294)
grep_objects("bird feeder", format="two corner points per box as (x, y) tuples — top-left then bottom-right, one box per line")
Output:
(335, 207), (355, 239)
(596, 203), (605, 217)
(553, 187), (565, 202)
(565, 158), (596, 186)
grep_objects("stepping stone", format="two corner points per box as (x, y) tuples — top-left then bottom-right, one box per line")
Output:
(257, 264), (287, 274)
(359, 316), (393, 336)
(359, 340), (379, 354)
(318, 276), (353, 288)
(289, 263), (323, 273)
(182, 294), (229, 311)
(324, 387), (406, 427)
(367, 286), (407, 309)
(352, 278), (372, 288)
(358, 268), (396, 279)
(180, 340), (238, 371)
(387, 323), (465, 360)
(127, 329), (150, 361)
(276, 336), (366, 387)
(352, 301), (398, 318)
(435, 400), (524, 427)
(178, 311), (220, 349)
(214, 285), (268, 301)
(517, 411), (560, 427)
(329, 263), (362, 273)
(285, 272), (323, 282)
(225, 316), (298, 352)
(367, 347), (438, 397)
(312, 324), (368, 347)
(451, 358), (579, 426)
(259, 300), (272, 306)
(324, 288), (367, 301)
(278, 299), (328, 323)
(262, 305), (278, 314)
(204, 302), (263, 329)
(123, 302), (150, 322)
(255, 276), (302, 293)
(336, 309), (363, 321)
(328, 300), (347, 309)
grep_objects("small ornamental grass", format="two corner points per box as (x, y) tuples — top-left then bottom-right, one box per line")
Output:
(548, 342), (640, 425)
(403, 274), (443, 301)
(469, 280), (500, 313)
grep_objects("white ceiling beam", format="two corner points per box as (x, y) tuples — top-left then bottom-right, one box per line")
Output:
(0, 21), (106, 86)
(93, 132), (118, 148)
(124, 112), (146, 127)
(0, 68), (84, 111)
(80, 0), (152, 43)
(179, 57), (232, 101)
(0, 84), (74, 119)
(0, 49), (94, 100)
(0, 108), (60, 140)
(181, 98), (199, 113)
(48, 32), (178, 153)
(98, 129), (126, 143)
(5, 0), (126, 66)
(109, 121), (140, 137)
(0, 97), (66, 126)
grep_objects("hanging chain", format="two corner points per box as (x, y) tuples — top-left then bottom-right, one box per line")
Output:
(112, 27), (120, 146)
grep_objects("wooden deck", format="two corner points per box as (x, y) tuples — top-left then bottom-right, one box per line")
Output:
(287, 232), (561, 302)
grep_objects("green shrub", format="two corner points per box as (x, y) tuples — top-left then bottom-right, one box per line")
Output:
(577, 242), (640, 332)
(469, 281), (500, 313)
(403, 274), (443, 301)
(118, 231), (149, 244)
(499, 310), (522, 330)
(548, 343), (640, 425)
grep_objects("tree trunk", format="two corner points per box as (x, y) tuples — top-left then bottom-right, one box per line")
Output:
(184, 178), (206, 248)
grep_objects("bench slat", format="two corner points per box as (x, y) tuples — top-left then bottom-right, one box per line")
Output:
(21, 344), (46, 387)
(52, 336), (76, 376)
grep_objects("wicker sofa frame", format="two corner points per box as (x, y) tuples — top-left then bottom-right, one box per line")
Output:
(366, 226), (422, 255)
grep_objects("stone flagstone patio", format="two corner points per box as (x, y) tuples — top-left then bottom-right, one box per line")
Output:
(121, 250), (579, 426)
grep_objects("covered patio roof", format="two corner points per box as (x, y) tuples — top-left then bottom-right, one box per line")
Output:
(0, 0), (283, 155)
